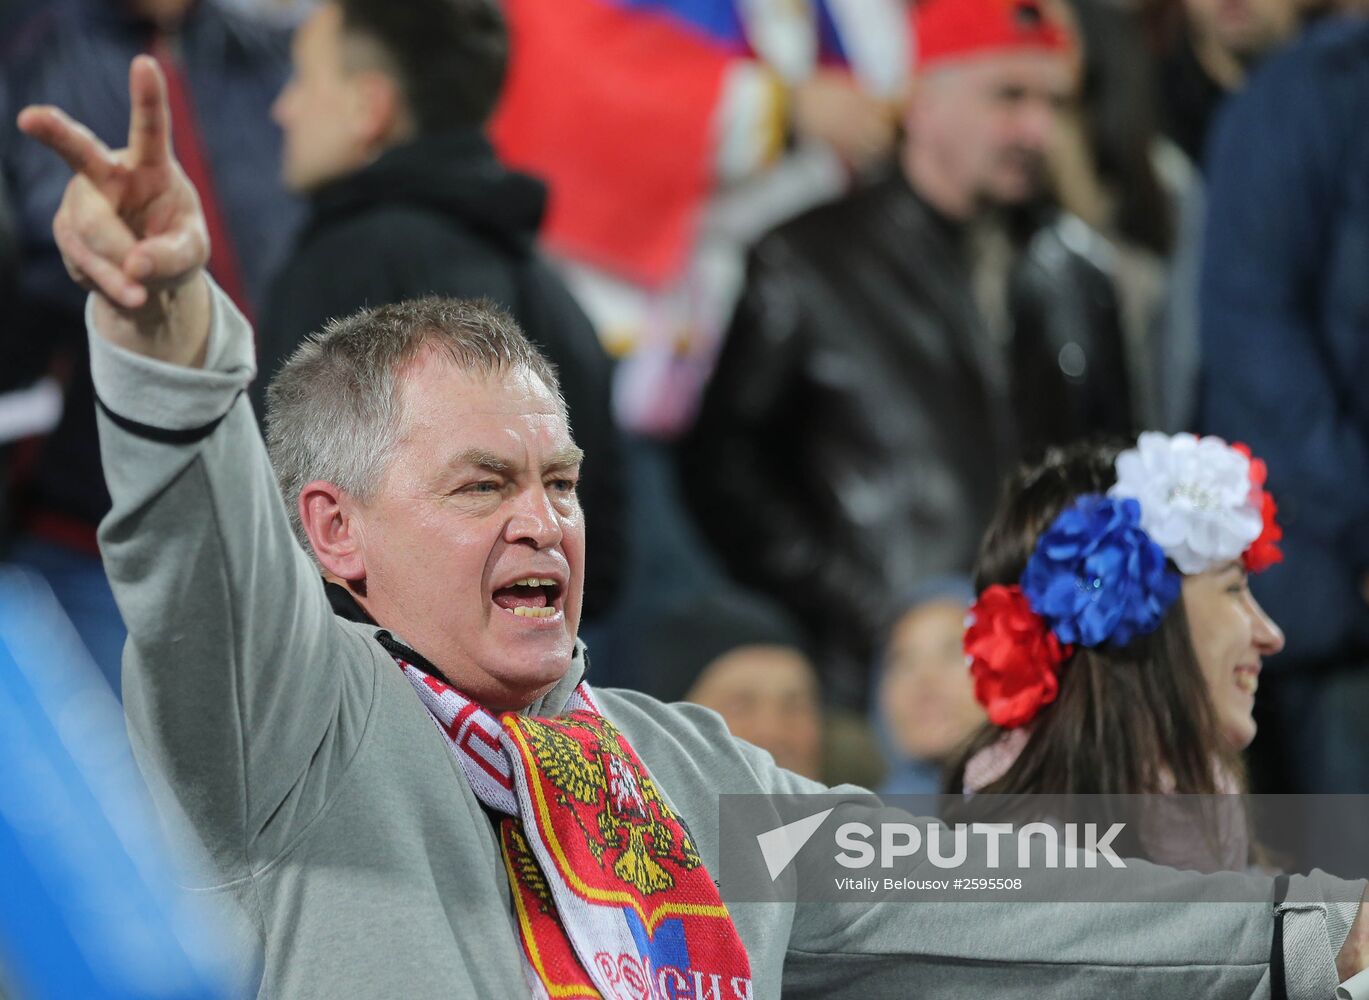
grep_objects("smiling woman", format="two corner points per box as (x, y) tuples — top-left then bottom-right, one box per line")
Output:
(1183, 559), (1284, 750)
(946, 432), (1285, 871)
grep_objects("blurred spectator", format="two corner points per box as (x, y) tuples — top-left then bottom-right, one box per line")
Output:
(680, 0), (1133, 706)
(1148, 0), (1298, 432)
(0, 0), (299, 690)
(1157, 0), (1298, 169)
(492, 0), (907, 438)
(871, 579), (982, 798)
(640, 589), (823, 780)
(1053, 0), (1191, 428)
(1059, 1), (1181, 259)
(255, 0), (626, 620)
(1199, 19), (1369, 801)
(489, 0), (907, 675)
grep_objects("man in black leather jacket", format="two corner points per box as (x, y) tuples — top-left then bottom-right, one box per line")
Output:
(680, 0), (1134, 705)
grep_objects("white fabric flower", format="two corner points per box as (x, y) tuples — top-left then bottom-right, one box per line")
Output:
(1108, 432), (1262, 575)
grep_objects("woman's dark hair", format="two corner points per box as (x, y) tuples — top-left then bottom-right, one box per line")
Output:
(1066, 0), (1176, 255)
(947, 439), (1244, 800)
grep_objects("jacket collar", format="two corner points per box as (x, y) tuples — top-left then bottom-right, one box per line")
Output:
(325, 579), (377, 626)
(301, 129), (547, 257)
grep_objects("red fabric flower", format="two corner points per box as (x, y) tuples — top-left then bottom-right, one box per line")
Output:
(1232, 443), (1284, 574)
(1244, 490), (1284, 573)
(964, 584), (1072, 729)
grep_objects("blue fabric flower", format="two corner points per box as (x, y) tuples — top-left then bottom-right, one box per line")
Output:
(1021, 495), (1181, 647)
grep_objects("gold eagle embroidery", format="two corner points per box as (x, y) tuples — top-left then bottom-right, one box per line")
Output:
(517, 715), (703, 896)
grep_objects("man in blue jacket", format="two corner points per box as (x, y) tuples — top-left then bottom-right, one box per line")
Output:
(1199, 19), (1369, 801)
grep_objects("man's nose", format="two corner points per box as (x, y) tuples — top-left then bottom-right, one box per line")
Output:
(505, 485), (564, 549)
(1016, 98), (1058, 151)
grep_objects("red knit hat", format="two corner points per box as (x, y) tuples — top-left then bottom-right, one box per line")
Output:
(911, 0), (1075, 69)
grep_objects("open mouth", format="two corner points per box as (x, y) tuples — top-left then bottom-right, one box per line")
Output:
(492, 577), (564, 620)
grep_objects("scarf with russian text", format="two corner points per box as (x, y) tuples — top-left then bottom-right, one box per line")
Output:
(395, 657), (754, 1000)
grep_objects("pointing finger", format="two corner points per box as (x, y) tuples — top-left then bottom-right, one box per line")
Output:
(17, 106), (122, 188)
(127, 55), (172, 168)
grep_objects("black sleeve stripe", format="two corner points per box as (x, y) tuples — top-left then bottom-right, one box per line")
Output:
(95, 390), (243, 445)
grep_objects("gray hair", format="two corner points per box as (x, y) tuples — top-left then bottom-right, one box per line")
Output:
(264, 296), (565, 554)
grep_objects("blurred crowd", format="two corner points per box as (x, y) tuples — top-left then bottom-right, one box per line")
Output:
(2, 0), (1367, 802)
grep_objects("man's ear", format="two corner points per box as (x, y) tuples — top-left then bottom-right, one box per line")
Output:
(299, 480), (367, 581)
(354, 69), (411, 150)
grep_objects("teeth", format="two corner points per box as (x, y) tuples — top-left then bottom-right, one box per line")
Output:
(1235, 673), (1258, 695)
(512, 577), (557, 588)
(511, 606), (557, 619)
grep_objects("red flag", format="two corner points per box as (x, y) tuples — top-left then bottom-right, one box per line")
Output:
(491, 0), (739, 287)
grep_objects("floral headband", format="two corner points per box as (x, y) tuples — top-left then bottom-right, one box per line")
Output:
(963, 433), (1283, 730)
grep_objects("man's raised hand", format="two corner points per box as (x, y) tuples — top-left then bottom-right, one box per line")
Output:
(18, 55), (212, 364)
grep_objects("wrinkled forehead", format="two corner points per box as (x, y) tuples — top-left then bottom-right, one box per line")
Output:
(394, 349), (570, 440)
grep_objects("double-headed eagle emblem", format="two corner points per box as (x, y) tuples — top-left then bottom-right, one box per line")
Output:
(519, 715), (702, 896)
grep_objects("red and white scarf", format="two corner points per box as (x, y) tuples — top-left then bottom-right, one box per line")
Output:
(397, 657), (754, 1000)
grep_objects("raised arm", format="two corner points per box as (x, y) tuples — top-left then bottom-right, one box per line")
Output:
(18, 58), (362, 879)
